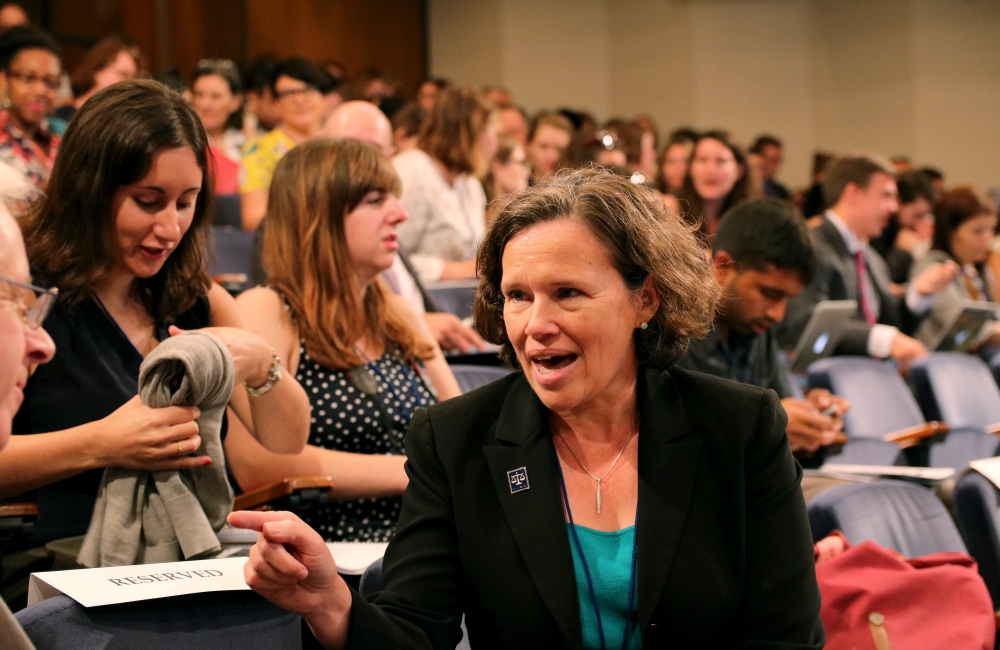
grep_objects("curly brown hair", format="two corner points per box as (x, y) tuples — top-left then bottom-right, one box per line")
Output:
(417, 83), (492, 176)
(474, 167), (720, 369)
(22, 79), (213, 321)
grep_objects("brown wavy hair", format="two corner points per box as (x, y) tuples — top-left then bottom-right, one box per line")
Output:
(69, 35), (144, 98)
(262, 138), (435, 370)
(22, 79), (213, 321)
(418, 83), (492, 176)
(474, 167), (720, 370)
(678, 131), (758, 233)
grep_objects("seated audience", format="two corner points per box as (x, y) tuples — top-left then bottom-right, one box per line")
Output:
(484, 134), (530, 204)
(240, 57), (328, 232)
(497, 104), (528, 146)
(912, 187), (1000, 349)
(191, 58), (245, 195)
(53, 35), (139, 122)
(242, 54), (281, 136)
(679, 130), (758, 237)
(675, 198), (848, 456)
(232, 168), (824, 648)
(416, 77), (447, 112)
(776, 153), (956, 372)
(655, 127), (697, 197)
(226, 139), (460, 542)
(0, 166), (55, 643)
(801, 151), (834, 219)
(389, 100), (423, 153)
(0, 27), (60, 190)
(870, 171), (936, 284)
(1, 80), (310, 606)
(323, 99), (485, 354)
(750, 134), (790, 200)
(393, 83), (497, 283)
(526, 110), (573, 181)
(918, 165), (945, 198)
(484, 84), (512, 109)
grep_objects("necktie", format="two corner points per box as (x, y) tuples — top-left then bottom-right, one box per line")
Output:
(855, 250), (877, 325)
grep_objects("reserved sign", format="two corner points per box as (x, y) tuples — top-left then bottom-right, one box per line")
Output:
(28, 557), (251, 608)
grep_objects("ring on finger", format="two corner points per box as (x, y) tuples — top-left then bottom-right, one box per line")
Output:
(177, 442), (184, 457)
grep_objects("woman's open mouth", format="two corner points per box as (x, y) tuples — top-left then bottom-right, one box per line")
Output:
(139, 246), (168, 261)
(530, 353), (579, 380)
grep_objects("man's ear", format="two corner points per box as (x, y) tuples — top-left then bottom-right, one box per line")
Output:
(712, 250), (738, 285)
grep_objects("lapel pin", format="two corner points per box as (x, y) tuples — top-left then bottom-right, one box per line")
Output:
(507, 467), (530, 494)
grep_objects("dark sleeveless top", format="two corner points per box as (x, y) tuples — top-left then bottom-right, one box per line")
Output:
(293, 338), (435, 542)
(11, 294), (212, 546)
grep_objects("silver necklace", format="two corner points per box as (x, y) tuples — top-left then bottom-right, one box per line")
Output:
(556, 419), (637, 514)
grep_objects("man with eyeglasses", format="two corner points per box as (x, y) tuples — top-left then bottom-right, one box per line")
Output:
(0, 198), (54, 648)
(239, 57), (331, 232)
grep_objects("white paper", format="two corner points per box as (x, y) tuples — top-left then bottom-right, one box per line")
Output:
(326, 542), (388, 575)
(969, 457), (1000, 490)
(820, 463), (956, 481)
(28, 557), (250, 608)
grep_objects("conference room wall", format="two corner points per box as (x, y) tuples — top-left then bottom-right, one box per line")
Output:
(428, 0), (1000, 191)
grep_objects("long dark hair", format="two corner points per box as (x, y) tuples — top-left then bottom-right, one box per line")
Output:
(22, 79), (214, 320)
(678, 131), (755, 234)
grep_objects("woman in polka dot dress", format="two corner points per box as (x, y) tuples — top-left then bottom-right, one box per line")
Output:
(224, 139), (461, 542)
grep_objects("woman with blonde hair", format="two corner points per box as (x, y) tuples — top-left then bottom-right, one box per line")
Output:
(227, 138), (460, 543)
(392, 83), (498, 283)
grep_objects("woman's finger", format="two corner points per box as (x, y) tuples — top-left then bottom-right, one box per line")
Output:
(153, 405), (201, 425)
(145, 456), (212, 471)
(153, 434), (202, 459)
(228, 509), (302, 532)
(256, 534), (309, 580)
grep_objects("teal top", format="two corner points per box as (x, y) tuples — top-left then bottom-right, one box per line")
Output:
(566, 523), (642, 650)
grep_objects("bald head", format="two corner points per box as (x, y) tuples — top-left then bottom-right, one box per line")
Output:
(323, 100), (395, 158)
(0, 3), (28, 33)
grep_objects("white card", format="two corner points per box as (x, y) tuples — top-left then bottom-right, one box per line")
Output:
(27, 557), (251, 608)
(969, 457), (1000, 490)
(326, 542), (388, 575)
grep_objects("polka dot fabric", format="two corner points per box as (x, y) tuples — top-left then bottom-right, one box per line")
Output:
(295, 340), (435, 542)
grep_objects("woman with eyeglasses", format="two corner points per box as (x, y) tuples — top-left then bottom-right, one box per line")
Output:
(192, 59), (245, 196)
(0, 26), (62, 190)
(0, 80), (310, 606)
(239, 57), (330, 232)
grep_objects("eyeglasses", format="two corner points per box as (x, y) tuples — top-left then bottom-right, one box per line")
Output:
(0, 277), (57, 329)
(6, 70), (61, 91)
(274, 85), (319, 101)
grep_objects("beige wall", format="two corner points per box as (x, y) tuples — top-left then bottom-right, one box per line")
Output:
(428, 0), (1000, 190)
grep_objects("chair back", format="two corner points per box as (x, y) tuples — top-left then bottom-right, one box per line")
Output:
(928, 427), (1000, 469)
(16, 591), (301, 649)
(807, 479), (967, 557)
(449, 365), (513, 393)
(359, 556), (384, 597)
(807, 357), (925, 438)
(209, 227), (256, 293)
(911, 353), (1000, 429)
(426, 281), (478, 320)
(213, 193), (242, 229)
(953, 470), (1000, 607)
(822, 439), (906, 466)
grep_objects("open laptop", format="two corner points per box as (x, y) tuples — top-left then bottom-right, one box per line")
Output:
(789, 300), (858, 373)
(931, 300), (997, 353)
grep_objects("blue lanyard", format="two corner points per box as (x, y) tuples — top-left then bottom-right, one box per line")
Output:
(556, 453), (639, 650)
(356, 349), (426, 423)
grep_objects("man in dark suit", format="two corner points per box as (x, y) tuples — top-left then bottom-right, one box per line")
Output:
(776, 153), (956, 372)
(750, 135), (791, 200)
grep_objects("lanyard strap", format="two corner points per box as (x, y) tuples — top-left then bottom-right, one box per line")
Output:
(356, 349), (426, 423)
(556, 454), (639, 650)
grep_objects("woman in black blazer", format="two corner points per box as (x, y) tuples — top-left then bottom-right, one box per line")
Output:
(231, 168), (825, 649)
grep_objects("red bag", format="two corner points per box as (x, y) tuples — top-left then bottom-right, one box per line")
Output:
(816, 540), (995, 650)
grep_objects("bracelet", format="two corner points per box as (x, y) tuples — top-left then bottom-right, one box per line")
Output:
(245, 351), (282, 397)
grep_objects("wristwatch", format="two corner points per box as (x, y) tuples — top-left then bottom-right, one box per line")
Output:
(244, 351), (283, 397)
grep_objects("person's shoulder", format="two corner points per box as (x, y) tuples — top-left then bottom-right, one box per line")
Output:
(665, 366), (773, 439)
(392, 148), (433, 174)
(913, 248), (953, 273)
(668, 365), (767, 405)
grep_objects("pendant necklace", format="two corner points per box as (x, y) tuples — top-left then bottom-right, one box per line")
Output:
(555, 419), (637, 514)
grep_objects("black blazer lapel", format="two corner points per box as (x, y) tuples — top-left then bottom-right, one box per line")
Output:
(481, 376), (581, 648)
(636, 368), (703, 628)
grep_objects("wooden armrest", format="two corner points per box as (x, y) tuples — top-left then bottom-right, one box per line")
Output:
(883, 422), (950, 449)
(0, 503), (38, 518)
(995, 610), (1000, 630)
(233, 476), (335, 512)
(986, 423), (1000, 437)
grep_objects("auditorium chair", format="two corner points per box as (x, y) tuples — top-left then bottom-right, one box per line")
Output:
(209, 226), (256, 295)
(213, 193), (243, 229)
(953, 470), (1000, 609)
(15, 590), (301, 649)
(425, 280), (478, 320)
(360, 557), (471, 650)
(808, 357), (950, 466)
(808, 480), (967, 557)
(910, 353), (1000, 467)
(448, 364), (513, 393)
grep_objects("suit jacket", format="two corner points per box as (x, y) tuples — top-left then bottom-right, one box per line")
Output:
(327, 367), (824, 649)
(777, 216), (915, 355)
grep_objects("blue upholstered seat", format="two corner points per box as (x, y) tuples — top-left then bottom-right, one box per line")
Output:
(953, 470), (1000, 607)
(448, 364), (514, 393)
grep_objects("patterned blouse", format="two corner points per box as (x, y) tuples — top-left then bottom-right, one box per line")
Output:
(0, 110), (59, 191)
(295, 339), (435, 542)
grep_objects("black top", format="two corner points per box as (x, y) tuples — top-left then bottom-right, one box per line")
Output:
(675, 326), (792, 398)
(11, 294), (212, 545)
(320, 368), (824, 649)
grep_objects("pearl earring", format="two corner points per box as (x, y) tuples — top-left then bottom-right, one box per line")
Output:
(640, 322), (648, 330)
